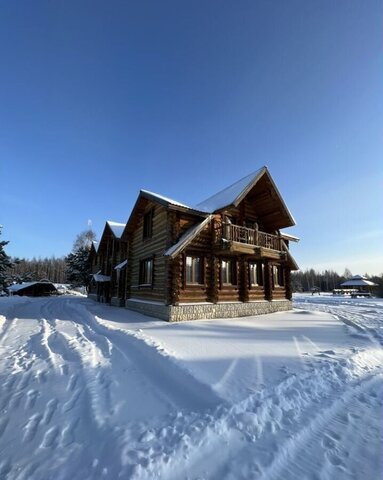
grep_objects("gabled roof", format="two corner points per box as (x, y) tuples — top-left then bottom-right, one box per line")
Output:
(141, 190), (191, 209)
(340, 275), (377, 287)
(164, 215), (213, 258)
(195, 166), (295, 229)
(123, 189), (207, 237)
(196, 168), (264, 213)
(140, 190), (207, 215)
(90, 241), (99, 253)
(106, 221), (126, 239)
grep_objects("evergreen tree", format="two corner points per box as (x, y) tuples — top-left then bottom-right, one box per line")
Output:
(0, 227), (14, 292)
(65, 228), (96, 288)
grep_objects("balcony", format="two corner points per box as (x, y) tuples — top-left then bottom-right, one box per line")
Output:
(215, 223), (286, 259)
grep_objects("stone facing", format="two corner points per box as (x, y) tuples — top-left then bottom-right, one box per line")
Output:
(125, 299), (292, 322)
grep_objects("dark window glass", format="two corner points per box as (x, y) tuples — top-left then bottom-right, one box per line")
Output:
(185, 256), (203, 284)
(140, 258), (153, 285)
(221, 259), (236, 285)
(143, 209), (153, 239)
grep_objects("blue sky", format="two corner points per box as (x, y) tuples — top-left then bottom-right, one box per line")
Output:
(1, 0), (382, 275)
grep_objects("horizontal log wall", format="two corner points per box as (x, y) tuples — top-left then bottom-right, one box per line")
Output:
(248, 286), (266, 301)
(178, 220), (211, 303)
(129, 204), (168, 303)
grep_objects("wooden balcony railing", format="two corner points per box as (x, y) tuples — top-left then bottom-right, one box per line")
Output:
(217, 223), (282, 251)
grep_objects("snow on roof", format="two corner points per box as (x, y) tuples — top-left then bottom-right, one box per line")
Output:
(92, 241), (99, 253)
(195, 168), (265, 213)
(106, 221), (126, 239)
(164, 215), (213, 258)
(141, 190), (192, 209)
(8, 281), (56, 292)
(340, 275), (377, 287)
(92, 273), (111, 282)
(114, 259), (128, 270)
(280, 232), (300, 242)
(8, 282), (38, 292)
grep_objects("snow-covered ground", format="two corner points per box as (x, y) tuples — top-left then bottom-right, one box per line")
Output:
(0, 294), (382, 479)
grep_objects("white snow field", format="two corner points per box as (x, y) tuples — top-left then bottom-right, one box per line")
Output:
(0, 294), (382, 480)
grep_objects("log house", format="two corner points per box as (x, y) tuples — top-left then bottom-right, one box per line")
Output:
(89, 167), (299, 321)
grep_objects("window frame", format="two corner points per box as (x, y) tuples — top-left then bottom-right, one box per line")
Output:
(139, 257), (154, 286)
(272, 265), (284, 288)
(185, 255), (204, 285)
(221, 259), (237, 286)
(249, 261), (264, 287)
(143, 208), (154, 240)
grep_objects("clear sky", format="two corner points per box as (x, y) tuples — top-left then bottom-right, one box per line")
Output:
(1, 0), (382, 275)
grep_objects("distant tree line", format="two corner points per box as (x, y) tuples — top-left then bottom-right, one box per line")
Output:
(7, 256), (67, 284)
(4, 229), (97, 288)
(292, 268), (383, 297)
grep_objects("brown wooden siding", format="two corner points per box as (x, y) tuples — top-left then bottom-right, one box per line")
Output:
(129, 204), (168, 302)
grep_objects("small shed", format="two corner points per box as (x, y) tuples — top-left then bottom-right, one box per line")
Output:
(340, 275), (377, 297)
(8, 281), (57, 297)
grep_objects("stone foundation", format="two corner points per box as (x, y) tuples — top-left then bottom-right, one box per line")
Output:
(125, 299), (292, 322)
(111, 296), (126, 307)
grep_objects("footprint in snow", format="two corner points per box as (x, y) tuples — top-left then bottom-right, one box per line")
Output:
(322, 434), (337, 449)
(25, 389), (39, 409)
(42, 398), (58, 425)
(67, 373), (78, 392)
(60, 418), (79, 446)
(9, 391), (24, 409)
(41, 426), (60, 448)
(62, 388), (82, 413)
(23, 413), (42, 442)
(326, 451), (346, 469)
(36, 370), (48, 384)
(18, 371), (32, 390)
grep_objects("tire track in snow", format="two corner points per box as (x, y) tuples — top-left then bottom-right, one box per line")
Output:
(66, 299), (223, 412)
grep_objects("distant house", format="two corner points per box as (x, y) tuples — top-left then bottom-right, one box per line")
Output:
(340, 275), (377, 297)
(8, 281), (57, 297)
(88, 166), (299, 321)
(88, 221), (127, 306)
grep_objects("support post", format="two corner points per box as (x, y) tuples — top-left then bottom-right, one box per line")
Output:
(264, 260), (273, 301)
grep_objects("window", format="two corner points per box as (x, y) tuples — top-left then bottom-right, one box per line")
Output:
(139, 258), (153, 285)
(221, 259), (237, 285)
(143, 209), (154, 239)
(249, 262), (263, 286)
(185, 255), (203, 284)
(273, 265), (284, 287)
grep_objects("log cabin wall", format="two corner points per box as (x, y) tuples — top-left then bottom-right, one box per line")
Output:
(129, 203), (168, 303)
(216, 257), (240, 302)
(271, 262), (288, 300)
(177, 217), (211, 303)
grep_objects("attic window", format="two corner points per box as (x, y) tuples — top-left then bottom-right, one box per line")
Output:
(143, 209), (154, 239)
